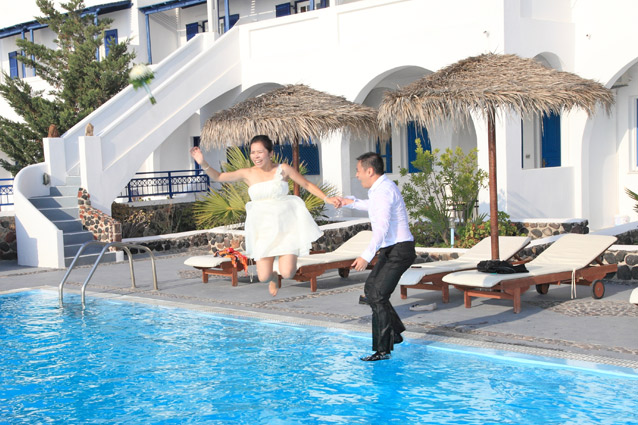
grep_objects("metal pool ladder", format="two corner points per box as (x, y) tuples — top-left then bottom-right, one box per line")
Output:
(58, 241), (158, 308)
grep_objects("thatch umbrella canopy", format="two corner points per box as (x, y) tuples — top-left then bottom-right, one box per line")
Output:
(201, 84), (382, 195)
(379, 53), (614, 259)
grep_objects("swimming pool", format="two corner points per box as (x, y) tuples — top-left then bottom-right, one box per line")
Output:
(1, 290), (637, 424)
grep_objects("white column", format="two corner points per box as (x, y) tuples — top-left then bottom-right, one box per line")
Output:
(43, 137), (66, 187)
(320, 131), (351, 218)
(79, 136), (110, 214)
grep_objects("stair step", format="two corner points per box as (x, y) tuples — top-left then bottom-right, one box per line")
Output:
(49, 186), (79, 197)
(40, 207), (79, 221)
(64, 243), (108, 258)
(65, 175), (81, 186)
(65, 251), (118, 268)
(30, 195), (77, 209)
(53, 219), (84, 233)
(63, 231), (95, 246)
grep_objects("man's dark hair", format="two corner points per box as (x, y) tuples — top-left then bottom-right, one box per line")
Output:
(356, 152), (384, 175)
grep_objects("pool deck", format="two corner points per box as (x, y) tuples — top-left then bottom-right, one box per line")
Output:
(1, 251), (637, 370)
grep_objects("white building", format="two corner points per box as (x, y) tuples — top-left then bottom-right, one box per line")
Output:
(1, 0), (637, 267)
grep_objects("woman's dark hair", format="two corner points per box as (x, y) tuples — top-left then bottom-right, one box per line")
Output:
(250, 135), (273, 153)
(356, 152), (384, 175)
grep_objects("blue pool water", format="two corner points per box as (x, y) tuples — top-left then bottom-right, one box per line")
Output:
(1, 290), (637, 425)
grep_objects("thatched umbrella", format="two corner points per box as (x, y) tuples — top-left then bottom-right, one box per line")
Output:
(379, 53), (614, 259)
(201, 84), (383, 195)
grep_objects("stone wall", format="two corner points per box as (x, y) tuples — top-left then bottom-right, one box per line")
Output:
(111, 201), (195, 238)
(78, 189), (122, 243)
(0, 215), (16, 260)
(126, 220), (372, 256)
(513, 219), (589, 239)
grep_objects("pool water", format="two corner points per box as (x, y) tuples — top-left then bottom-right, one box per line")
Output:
(1, 290), (637, 425)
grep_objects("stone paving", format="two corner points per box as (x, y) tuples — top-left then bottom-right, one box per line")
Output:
(1, 251), (638, 371)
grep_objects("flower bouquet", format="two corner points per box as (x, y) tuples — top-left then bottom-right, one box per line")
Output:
(129, 64), (156, 105)
(215, 247), (250, 277)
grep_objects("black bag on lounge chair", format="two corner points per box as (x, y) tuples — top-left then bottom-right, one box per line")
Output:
(477, 260), (528, 274)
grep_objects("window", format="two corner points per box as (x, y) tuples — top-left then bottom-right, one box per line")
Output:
(8, 51), (18, 79)
(193, 137), (201, 171)
(521, 112), (561, 168)
(276, 3), (292, 17)
(407, 121), (431, 173)
(296, 0), (311, 13)
(104, 29), (118, 57)
(376, 138), (392, 173)
(186, 22), (199, 41)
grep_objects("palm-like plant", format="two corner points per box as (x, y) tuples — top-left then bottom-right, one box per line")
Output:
(193, 146), (338, 228)
(625, 188), (638, 214)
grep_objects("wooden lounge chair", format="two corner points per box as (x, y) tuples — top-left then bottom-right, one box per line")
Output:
(276, 230), (375, 292)
(399, 236), (531, 303)
(184, 254), (251, 286)
(442, 234), (618, 313)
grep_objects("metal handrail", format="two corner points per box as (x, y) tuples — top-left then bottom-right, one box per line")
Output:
(58, 240), (158, 308)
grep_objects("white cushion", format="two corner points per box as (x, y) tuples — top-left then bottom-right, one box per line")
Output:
(184, 255), (231, 268)
(630, 288), (638, 305)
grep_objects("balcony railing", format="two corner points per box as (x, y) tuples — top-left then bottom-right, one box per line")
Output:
(118, 170), (210, 202)
(0, 178), (14, 206)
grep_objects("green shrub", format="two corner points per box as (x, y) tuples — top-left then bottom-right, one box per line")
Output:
(454, 211), (520, 248)
(400, 142), (487, 246)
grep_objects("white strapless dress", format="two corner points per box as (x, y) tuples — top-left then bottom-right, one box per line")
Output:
(244, 165), (323, 260)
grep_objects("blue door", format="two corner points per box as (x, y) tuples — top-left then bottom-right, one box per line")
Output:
(193, 137), (201, 171)
(407, 121), (431, 173)
(9, 51), (18, 79)
(541, 112), (561, 167)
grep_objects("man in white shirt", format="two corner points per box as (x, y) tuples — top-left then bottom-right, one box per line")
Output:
(338, 152), (416, 361)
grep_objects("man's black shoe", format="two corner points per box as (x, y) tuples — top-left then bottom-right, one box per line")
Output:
(394, 333), (403, 344)
(360, 351), (391, 362)
(358, 295), (369, 305)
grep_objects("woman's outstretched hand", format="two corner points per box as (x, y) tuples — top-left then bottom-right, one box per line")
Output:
(190, 146), (204, 164)
(324, 197), (342, 208)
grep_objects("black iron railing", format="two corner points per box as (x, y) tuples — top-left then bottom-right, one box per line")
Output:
(118, 170), (210, 202)
(0, 178), (13, 206)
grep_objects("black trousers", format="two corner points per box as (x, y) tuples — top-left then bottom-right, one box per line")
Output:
(364, 240), (416, 353)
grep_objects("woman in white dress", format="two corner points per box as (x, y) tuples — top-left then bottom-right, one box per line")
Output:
(190, 135), (340, 296)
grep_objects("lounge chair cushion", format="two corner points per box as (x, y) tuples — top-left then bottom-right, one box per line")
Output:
(278, 231), (373, 271)
(184, 255), (231, 268)
(399, 236), (531, 286)
(443, 234), (617, 288)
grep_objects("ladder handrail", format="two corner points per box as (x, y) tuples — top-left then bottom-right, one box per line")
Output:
(58, 241), (158, 308)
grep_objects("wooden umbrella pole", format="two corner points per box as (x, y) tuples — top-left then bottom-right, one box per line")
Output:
(293, 138), (300, 196)
(487, 111), (500, 260)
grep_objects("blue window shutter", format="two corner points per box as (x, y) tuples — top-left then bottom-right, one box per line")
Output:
(299, 143), (320, 175)
(541, 112), (561, 167)
(272, 141), (320, 175)
(9, 51), (18, 79)
(228, 14), (239, 29)
(104, 29), (118, 57)
(375, 138), (392, 173)
(186, 22), (199, 41)
(407, 121), (430, 173)
(276, 3), (291, 17)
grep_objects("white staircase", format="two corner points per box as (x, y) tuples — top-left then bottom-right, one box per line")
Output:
(15, 29), (242, 268)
